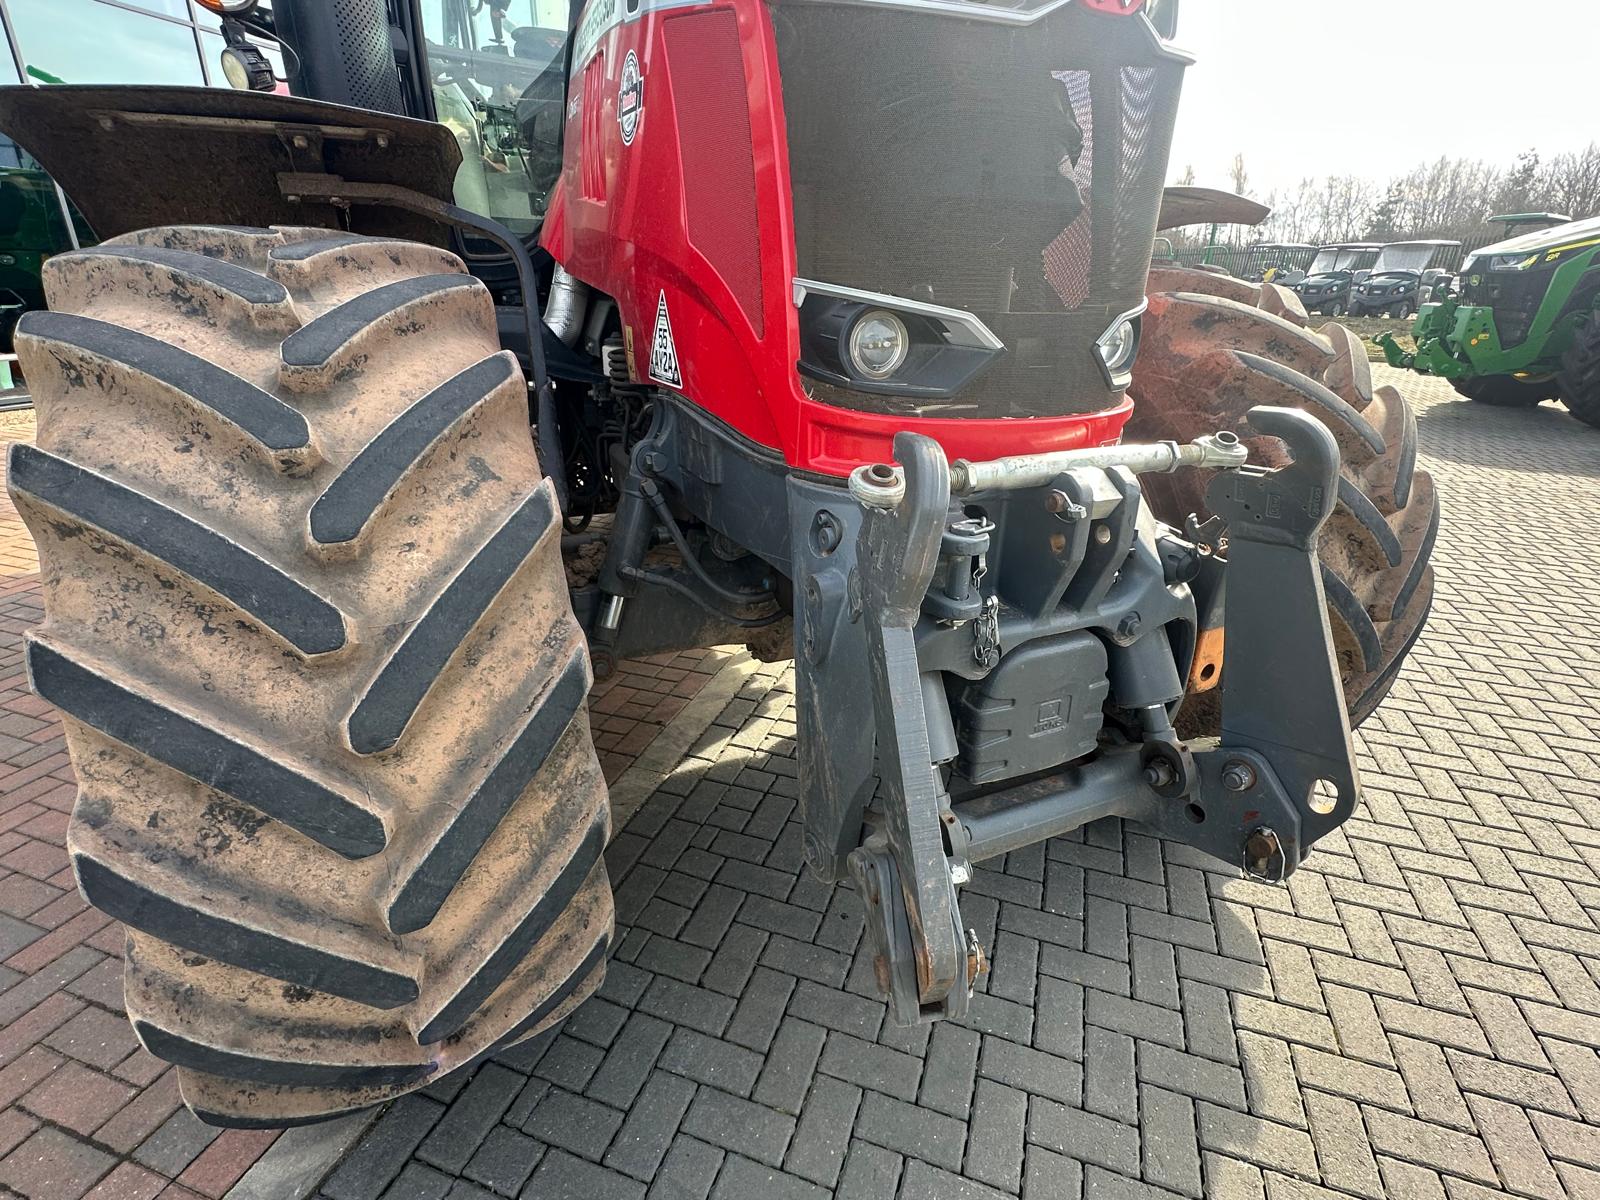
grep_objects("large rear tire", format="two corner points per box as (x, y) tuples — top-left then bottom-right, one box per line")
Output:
(1557, 311), (1600, 429)
(1130, 268), (1438, 727)
(11, 226), (612, 1126)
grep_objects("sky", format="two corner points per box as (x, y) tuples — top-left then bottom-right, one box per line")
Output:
(1167, 0), (1597, 198)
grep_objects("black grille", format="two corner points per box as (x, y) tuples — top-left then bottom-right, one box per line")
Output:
(1463, 265), (1557, 350)
(774, 4), (1183, 418)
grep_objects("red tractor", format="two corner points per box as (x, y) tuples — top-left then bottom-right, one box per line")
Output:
(0, 0), (1434, 1126)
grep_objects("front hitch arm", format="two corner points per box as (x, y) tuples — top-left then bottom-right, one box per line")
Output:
(1185, 404), (1360, 874)
(846, 434), (974, 1024)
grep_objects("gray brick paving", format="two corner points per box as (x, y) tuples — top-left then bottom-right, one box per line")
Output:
(325, 372), (1600, 1195)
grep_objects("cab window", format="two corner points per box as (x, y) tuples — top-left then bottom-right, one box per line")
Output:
(421, 0), (572, 235)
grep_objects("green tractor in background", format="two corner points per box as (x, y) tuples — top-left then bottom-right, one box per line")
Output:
(1378, 212), (1600, 426)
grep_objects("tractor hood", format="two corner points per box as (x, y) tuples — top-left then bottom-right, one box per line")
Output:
(776, 0), (1189, 419)
(1468, 212), (1600, 261)
(0, 85), (460, 245)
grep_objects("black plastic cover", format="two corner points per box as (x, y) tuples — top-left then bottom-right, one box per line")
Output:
(956, 631), (1108, 786)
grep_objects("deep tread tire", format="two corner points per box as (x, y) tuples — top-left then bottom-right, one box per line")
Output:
(1557, 311), (1600, 428)
(1132, 268), (1439, 726)
(1451, 376), (1556, 407)
(10, 226), (612, 1127)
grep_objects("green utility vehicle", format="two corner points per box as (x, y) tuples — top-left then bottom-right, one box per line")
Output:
(1293, 243), (1382, 316)
(1378, 214), (1600, 425)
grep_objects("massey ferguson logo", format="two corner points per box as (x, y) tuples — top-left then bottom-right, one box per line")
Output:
(618, 50), (643, 146)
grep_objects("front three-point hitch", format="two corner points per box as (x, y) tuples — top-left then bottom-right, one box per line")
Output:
(792, 407), (1359, 1023)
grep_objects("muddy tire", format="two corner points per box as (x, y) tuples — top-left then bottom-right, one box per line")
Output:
(1557, 311), (1600, 428)
(10, 226), (612, 1126)
(1130, 268), (1439, 727)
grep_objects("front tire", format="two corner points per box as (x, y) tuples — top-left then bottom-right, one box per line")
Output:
(1131, 269), (1438, 727)
(1451, 376), (1555, 407)
(1557, 311), (1600, 428)
(11, 227), (612, 1126)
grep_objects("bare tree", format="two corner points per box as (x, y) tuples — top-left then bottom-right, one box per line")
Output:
(1543, 143), (1600, 220)
(1162, 142), (1598, 268)
(1230, 153), (1250, 198)
(1493, 149), (1542, 215)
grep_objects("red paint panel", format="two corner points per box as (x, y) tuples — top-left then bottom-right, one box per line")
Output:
(662, 10), (764, 337)
(545, 0), (1133, 475)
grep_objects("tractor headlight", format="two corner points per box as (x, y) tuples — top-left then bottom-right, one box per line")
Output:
(1488, 253), (1539, 272)
(1094, 301), (1145, 388)
(1099, 319), (1138, 372)
(847, 310), (909, 381)
(793, 280), (1003, 400)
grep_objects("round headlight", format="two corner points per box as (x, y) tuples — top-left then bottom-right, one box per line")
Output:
(847, 310), (909, 381)
(1099, 317), (1138, 373)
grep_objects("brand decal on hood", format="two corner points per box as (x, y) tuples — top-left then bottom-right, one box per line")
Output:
(619, 50), (643, 146)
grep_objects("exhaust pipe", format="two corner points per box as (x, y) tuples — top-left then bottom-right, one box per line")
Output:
(544, 265), (589, 346)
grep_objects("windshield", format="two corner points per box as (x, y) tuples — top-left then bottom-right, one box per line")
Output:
(1368, 272), (1416, 284)
(421, 0), (570, 235)
(1372, 244), (1438, 273)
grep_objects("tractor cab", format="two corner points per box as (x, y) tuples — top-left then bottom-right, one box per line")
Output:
(417, 0), (572, 235)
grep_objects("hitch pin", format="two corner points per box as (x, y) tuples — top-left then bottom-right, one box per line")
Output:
(949, 431), (1246, 496)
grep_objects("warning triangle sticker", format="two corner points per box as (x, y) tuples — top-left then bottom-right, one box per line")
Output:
(649, 291), (682, 388)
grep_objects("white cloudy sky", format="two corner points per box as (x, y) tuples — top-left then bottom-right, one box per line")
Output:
(1167, 0), (1595, 197)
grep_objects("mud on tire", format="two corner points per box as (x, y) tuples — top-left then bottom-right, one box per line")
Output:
(10, 226), (612, 1126)
(1129, 268), (1439, 726)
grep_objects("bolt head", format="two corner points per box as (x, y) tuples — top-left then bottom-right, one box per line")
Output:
(811, 512), (842, 555)
(1222, 760), (1256, 792)
(1094, 526), (1112, 545)
(950, 862), (971, 886)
